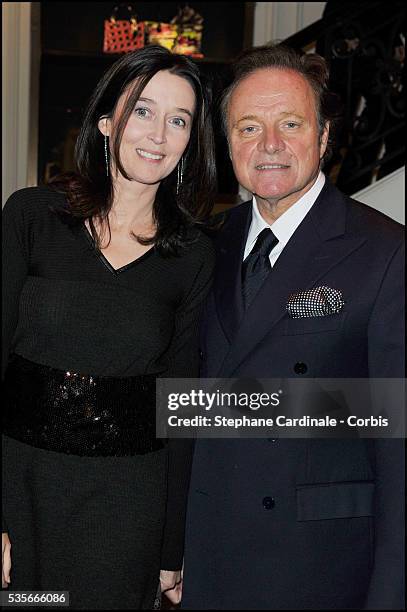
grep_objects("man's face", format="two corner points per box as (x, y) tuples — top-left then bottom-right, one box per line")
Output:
(227, 68), (329, 210)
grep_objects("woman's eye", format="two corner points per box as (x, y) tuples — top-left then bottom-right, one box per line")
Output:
(170, 117), (187, 128)
(134, 107), (151, 118)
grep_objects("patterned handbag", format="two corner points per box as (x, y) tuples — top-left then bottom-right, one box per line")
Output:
(145, 21), (178, 52)
(103, 4), (145, 53)
(171, 4), (204, 57)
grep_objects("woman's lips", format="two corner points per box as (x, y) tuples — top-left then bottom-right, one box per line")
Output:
(136, 148), (165, 162)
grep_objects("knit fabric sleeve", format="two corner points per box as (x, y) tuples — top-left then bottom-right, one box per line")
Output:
(2, 189), (34, 532)
(2, 190), (33, 381)
(160, 232), (215, 570)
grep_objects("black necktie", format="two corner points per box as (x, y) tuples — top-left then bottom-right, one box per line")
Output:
(242, 228), (278, 310)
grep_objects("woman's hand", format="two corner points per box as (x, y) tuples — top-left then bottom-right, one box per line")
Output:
(159, 569), (183, 605)
(2, 532), (11, 588)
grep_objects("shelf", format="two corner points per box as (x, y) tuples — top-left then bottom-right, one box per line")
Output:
(42, 49), (230, 64)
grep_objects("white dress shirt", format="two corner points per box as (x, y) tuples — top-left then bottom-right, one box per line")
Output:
(243, 171), (326, 267)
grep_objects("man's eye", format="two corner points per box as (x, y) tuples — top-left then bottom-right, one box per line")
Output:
(241, 126), (257, 134)
(135, 107), (151, 118)
(285, 122), (299, 128)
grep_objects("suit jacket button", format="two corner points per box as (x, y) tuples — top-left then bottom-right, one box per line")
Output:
(294, 362), (308, 374)
(199, 349), (204, 360)
(262, 496), (275, 510)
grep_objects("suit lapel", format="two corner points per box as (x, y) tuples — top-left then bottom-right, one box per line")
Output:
(217, 181), (367, 377)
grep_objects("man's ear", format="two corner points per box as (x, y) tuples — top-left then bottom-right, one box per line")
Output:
(319, 122), (330, 159)
(98, 117), (110, 137)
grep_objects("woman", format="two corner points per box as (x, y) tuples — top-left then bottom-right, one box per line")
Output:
(2, 45), (215, 609)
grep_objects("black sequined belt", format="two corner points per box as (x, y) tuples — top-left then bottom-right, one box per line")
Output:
(2, 354), (165, 456)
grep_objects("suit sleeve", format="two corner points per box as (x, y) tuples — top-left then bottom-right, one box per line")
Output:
(160, 237), (215, 570)
(364, 240), (405, 609)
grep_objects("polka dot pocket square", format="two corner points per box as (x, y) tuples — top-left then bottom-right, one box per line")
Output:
(287, 286), (345, 318)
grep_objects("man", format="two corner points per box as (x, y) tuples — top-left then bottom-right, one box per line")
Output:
(181, 45), (404, 609)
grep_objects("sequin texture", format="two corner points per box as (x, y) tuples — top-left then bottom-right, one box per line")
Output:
(2, 354), (164, 456)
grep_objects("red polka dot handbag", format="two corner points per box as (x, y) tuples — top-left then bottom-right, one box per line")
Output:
(103, 4), (145, 54)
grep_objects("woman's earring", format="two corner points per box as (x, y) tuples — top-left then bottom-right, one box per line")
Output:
(176, 157), (184, 194)
(104, 134), (109, 177)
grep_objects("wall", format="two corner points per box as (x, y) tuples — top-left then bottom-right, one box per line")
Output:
(2, 2), (40, 206)
(353, 168), (405, 225)
(253, 2), (326, 45)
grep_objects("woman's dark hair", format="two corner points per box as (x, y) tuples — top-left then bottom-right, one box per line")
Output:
(49, 45), (216, 254)
(220, 43), (341, 164)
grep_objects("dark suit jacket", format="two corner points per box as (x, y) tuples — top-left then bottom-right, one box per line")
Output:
(182, 179), (405, 610)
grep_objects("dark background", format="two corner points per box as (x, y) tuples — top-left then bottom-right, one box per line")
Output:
(39, 2), (255, 204)
(41, 2), (248, 60)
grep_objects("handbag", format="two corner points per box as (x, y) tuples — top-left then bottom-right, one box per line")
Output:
(103, 4), (145, 54)
(171, 4), (204, 57)
(145, 21), (178, 51)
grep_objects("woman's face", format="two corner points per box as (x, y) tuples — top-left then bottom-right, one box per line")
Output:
(103, 70), (196, 185)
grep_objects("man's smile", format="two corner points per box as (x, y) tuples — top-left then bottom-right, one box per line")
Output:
(255, 163), (291, 170)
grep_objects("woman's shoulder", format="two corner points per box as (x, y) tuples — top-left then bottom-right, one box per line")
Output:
(182, 225), (216, 264)
(3, 185), (67, 220)
(163, 226), (215, 285)
(188, 224), (215, 249)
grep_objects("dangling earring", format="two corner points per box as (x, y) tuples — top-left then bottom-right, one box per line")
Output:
(104, 134), (109, 177)
(176, 157), (184, 194)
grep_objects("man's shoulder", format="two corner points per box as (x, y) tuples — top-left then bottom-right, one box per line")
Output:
(322, 179), (404, 245)
(345, 193), (404, 244)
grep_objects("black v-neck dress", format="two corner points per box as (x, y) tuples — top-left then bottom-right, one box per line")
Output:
(2, 186), (214, 609)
